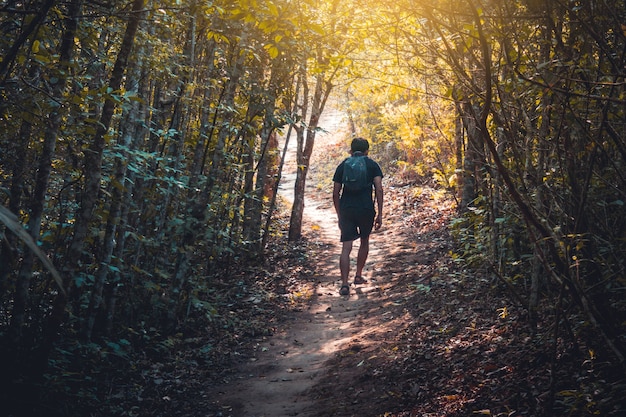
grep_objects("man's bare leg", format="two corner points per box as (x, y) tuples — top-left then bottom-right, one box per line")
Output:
(340, 240), (353, 288)
(355, 236), (369, 280)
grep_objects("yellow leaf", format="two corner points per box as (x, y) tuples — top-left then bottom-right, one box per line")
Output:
(308, 23), (325, 35)
(268, 2), (278, 16)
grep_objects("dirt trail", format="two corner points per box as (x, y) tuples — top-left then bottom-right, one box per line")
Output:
(211, 233), (386, 416)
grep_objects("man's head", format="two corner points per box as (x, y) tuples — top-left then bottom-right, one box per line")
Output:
(351, 137), (369, 154)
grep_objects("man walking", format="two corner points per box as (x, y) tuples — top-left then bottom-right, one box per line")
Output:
(332, 137), (383, 296)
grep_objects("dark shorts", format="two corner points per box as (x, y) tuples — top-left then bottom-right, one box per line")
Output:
(339, 208), (375, 242)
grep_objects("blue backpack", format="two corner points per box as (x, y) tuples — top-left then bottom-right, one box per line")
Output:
(342, 154), (370, 192)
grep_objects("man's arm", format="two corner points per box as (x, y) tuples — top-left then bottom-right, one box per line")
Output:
(373, 176), (383, 229)
(333, 181), (342, 221)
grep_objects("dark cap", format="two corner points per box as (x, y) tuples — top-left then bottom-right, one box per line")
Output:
(351, 137), (369, 152)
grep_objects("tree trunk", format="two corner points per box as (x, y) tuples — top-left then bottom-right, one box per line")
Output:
(8, 0), (82, 346)
(528, 13), (553, 334)
(206, 34), (247, 189)
(451, 96), (463, 205)
(262, 74), (301, 248)
(244, 67), (280, 254)
(288, 65), (335, 241)
(459, 101), (481, 211)
(84, 20), (147, 340)
(0, 106), (33, 297)
(263, 125), (294, 248)
(163, 32), (197, 326)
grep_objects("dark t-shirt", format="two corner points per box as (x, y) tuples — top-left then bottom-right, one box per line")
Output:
(333, 155), (383, 211)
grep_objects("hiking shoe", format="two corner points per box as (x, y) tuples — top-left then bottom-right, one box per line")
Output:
(339, 285), (350, 296)
(354, 276), (367, 284)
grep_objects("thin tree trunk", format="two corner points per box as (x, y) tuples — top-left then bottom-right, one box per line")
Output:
(528, 14), (553, 333)
(288, 64), (335, 241)
(262, 124), (295, 249)
(244, 67), (280, 254)
(459, 101), (480, 211)
(105, 80), (150, 335)
(206, 34), (247, 189)
(0, 109), (33, 297)
(84, 22), (146, 340)
(451, 96), (463, 206)
(8, 0), (82, 346)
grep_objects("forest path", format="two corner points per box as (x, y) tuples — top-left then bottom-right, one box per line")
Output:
(209, 107), (454, 416)
(209, 108), (393, 416)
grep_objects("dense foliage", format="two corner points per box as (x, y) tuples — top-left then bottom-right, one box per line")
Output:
(0, 0), (341, 413)
(0, 0), (625, 415)
(347, 0), (626, 413)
